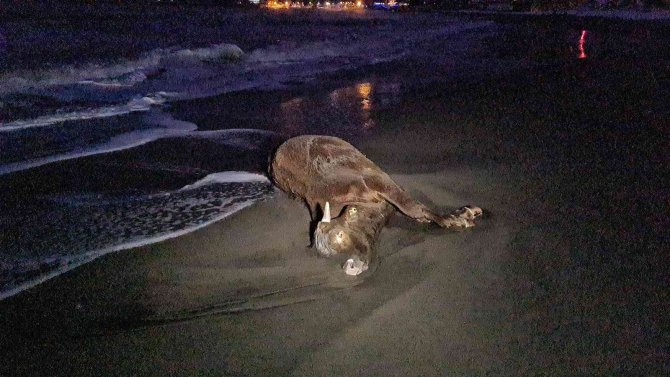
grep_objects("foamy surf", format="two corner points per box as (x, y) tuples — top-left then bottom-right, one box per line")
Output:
(0, 109), (197, 176)
(0, 93), (170, 132)
(0, 43), (245, 96)
(78, 70), (150, 88)
(180, 171), (270, 191)
(0, 172), (275, 301)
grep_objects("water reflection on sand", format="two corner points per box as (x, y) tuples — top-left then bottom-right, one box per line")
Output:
(278, 79), (401, 136)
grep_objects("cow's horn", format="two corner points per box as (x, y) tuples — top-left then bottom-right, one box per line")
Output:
(321, 202), (331, 223)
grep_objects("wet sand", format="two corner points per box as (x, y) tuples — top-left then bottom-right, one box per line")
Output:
(1, 167), (513, 376)
(1, 14), (668, 376)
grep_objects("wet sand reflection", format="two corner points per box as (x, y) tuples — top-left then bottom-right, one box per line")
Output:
(278, 80), (401, 136)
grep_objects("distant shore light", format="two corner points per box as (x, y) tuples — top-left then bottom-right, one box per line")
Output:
(578, 30), (588, 60)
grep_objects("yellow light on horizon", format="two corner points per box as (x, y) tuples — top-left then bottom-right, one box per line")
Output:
(266, 0), (291, 9)
(357, 82), (372, 111)
(357, 82), (372, 98)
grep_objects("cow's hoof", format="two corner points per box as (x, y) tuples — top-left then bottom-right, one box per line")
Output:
(454, 205), (483, 221)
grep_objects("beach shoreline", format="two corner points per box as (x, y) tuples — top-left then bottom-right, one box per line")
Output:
(1, 10), (668, 376)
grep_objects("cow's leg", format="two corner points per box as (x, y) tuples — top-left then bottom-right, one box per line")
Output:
(367, 176), (482, 229)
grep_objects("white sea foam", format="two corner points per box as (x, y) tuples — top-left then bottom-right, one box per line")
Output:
(0, 93), (171, 132)
(0, 43), (245, 96)
(0, 197), (260, 301)
(0, 109), (197, 175)
(168, 44), (245, 64)
(0, 163), (276, 300)
(78, 70), (149, 88)
(180, 171), (269, 191)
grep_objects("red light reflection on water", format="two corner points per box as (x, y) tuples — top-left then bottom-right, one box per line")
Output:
(578, 30), (588, 60)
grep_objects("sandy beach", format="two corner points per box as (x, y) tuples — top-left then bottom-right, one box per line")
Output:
(1, 8), (668, 376)
(1, 164), (518, 376)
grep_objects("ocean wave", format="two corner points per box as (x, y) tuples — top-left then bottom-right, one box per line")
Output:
(0, 109), (197, 175)
(0, 20), (493, 176)
(0, 43), (245, 96)
(179, 171), (270, 191)
(0, 172), (274, 301)
(78, 70), (151, 88)
(1, 20), (491, 103)
(0, 93), (170, 132)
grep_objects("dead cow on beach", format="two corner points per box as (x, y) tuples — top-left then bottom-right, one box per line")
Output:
(269, 135), (482, 275)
